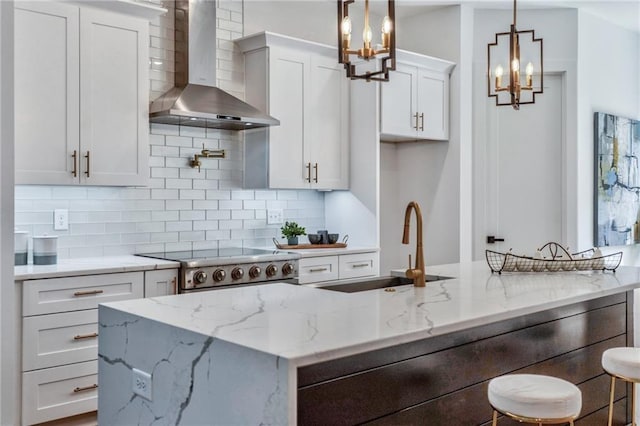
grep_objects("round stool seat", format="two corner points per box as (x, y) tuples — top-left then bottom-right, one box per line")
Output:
(602, 347), (640, 381)
(488, 374), (582, 421)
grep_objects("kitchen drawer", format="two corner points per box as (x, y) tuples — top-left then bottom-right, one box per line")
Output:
(23, 272), (144, 316)
(23, 310), (98, 371)
(22, 360), (98, 425)
(298, 256), (339, 284)
(339, 253), (377, 280)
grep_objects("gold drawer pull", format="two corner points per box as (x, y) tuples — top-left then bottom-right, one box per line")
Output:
(73, 384), (98, 393)
(73, 332), (98, 340)
(309, 267), (328, 273)
(352, 263), (370, 268)
(71, 150), (78, 177)
(73, 289), (104, 297)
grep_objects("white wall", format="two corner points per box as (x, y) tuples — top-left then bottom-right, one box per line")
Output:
(577, 10), (640, 263)
(380, 6), (463, 272)
(1, 1), (17, 423)
(15, 0), (327, 257)
(472, 8), (579, 260)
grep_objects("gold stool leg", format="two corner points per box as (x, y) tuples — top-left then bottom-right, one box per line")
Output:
(608, 375), (616, 426)
(492, 410), (497, 426)
(569, 421), (575, 426)
(633, 381), (636, 426)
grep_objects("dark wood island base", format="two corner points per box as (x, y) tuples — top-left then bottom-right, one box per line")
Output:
(298, 292), (632, 425)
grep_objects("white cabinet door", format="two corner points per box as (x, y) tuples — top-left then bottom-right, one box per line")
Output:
(268, 46), (309, 189)
(144, 269), (178, 297)
(15, 3), (149, 187)
(380, 63), (417, 139)
(239, 33), (350, 191)
(14, 2), (80, 185)
(380, 60), (451, 142)
(80, 8), (148, 186)
(417, 68), (448, 141)
(22, 360), (98, 425)
(298, 256), (339, 284)
(308, 56), (349, 190)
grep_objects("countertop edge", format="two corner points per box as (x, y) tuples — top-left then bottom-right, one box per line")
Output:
(15, 256), (180, 281)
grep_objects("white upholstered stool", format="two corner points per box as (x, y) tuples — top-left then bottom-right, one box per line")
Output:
(602, 347), (640, 426)
(488, 374), (582, 425)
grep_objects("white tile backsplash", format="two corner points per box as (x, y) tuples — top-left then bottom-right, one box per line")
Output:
(14, 0), (325, 260)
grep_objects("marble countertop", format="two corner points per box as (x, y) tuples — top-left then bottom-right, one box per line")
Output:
(262, 245), (378, 257)
(101, 261), (640, 367)
(15, 255), (180, 281)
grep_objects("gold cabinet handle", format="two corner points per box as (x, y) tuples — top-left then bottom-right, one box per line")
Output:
(73, 289), (104, 297)
(73, 384), (98, 393)
(84, 151), (90, 177)
(351, 263), (370, 268)
(313, 163), (318, 183)
(420, 113), (424, 131)
(413, 113), (419, 130)
(309, 267), (328, 273)
(71, 150), (78, 177)
(305, 162), (311, 182)
(73, 332), (98, 340)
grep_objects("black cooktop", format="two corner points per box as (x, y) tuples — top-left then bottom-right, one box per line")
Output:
(135, 247), (297, 267)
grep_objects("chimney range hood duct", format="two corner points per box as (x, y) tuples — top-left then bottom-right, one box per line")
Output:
(149, 0), (279, 130)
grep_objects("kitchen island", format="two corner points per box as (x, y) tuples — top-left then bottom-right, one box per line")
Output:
(98, 262), (640, 425)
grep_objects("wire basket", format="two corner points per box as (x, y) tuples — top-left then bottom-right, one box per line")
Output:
(486, 242), (622, 274)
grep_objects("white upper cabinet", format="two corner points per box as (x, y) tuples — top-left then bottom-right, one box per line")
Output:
(380, 50), (455, 142)
(15, 2), (153, 186)
(237, 32), (349, 190)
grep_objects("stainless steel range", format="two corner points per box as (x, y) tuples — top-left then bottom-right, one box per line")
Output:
(137, 248), (299, 293)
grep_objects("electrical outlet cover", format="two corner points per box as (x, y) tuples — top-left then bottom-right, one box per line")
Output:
(53, 209), (69, 231)
(132, 368), (152, 400)
(267, 209), (284, 225)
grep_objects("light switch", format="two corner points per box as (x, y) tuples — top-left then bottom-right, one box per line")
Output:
(53, 209), (69, 231)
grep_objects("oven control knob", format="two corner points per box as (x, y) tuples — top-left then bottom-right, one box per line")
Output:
(249, 266), (261, 279)
(265, 264), (278, 277)
(193, 271), (208, 285)
(212, 269), (226, 282)
(231, 267), (244, 280)
(282, 263), (295, 276)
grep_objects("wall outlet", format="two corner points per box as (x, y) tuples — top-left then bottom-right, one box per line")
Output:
(132, 368), (152, 401)
(53, 209), (69, 231)
(267, 209), (284, 225)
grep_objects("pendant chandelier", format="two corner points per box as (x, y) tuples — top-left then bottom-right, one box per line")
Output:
(487, 0), (543, 110)
(338, 0), (396, 82)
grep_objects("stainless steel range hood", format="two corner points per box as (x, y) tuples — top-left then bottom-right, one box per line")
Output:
(149, 0), (279, 130)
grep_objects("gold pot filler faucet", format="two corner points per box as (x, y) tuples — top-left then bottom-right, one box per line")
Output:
(403, 201), (426, 287)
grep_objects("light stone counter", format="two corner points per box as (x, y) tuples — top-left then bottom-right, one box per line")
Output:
(15, 255), (180, 281)
(98, 261), (640, 425)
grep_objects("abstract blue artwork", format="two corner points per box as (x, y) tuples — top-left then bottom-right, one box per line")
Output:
(595, 112), (640, 246)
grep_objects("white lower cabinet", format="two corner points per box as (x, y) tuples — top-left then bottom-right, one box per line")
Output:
(338, 253), (377, 280)
(21, 272), (144, 425)
(299, 251), (378, 284)
(22, 360), (98, 426)
(298, 256), (339, 284)
(144, 269), (178, 297)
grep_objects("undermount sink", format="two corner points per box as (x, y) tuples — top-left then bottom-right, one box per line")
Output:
(318, 275), (453, 293)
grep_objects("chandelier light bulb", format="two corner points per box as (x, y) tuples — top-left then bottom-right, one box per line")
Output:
(525, 61), (534, 86)
(511, 57), (520, 72)
(341, 16), (352, 49)
(341, 16), (352, 36)
(495, 64), (504, 89)
(381, 16), (391, 49)
(363, 24), (372, 45)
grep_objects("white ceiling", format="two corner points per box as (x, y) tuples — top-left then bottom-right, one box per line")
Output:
(387, 0), (640, 33)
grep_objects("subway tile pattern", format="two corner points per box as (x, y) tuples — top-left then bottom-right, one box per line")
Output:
(14, 0), (326, 260)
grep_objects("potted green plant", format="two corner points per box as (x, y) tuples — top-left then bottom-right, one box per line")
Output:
(281, 221), (306, 245)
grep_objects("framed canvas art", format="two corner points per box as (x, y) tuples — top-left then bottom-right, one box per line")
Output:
(595, 112), (640, 246)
